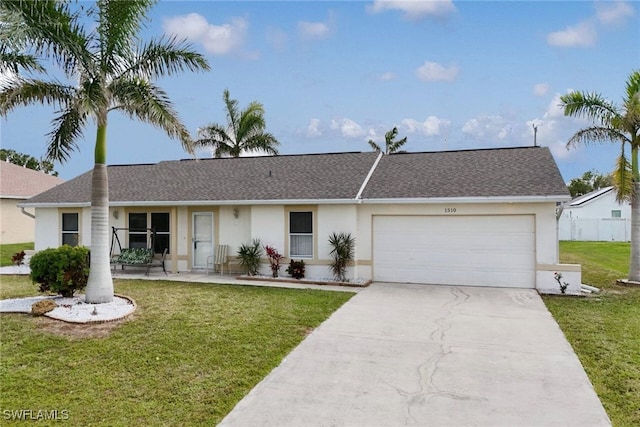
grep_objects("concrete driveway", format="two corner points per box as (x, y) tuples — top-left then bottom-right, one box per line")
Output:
(219, 283), (610, 427)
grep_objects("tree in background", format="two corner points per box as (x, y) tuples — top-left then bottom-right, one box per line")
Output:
(0, 0), (210, 303)
(567, 170), (613, 198)
(0, 148), (58, 175)
(195, 89), (280, 158)
(560, 69), (640, 282)
(368, 127), (407, 154)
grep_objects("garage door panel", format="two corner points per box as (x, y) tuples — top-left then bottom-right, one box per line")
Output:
(373, 215), (535, 288)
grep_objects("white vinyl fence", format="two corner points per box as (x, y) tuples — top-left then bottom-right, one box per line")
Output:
(559, 218), (631, 242)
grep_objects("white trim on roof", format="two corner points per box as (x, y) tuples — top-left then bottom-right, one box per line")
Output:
(355, 151), (384, 200)
(569, 186), (613, 206)
(360, 195), (570, 204)
(21, 194), (570, 208)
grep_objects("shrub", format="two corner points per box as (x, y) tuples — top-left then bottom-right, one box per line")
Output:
(286, 259), (305, 279)
(29, 245), (90, 297)
(264, 245), (283, 278)
(328, 232), (355, 282)
(237, 239), (263, 276)
(31, 299), (57, 316)
(11, 250), (25, 266)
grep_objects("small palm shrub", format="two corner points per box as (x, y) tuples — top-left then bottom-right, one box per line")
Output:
(237, 239), (263, 276)
(286, 259), (305, 279)
(328, 232), (355, 282)
(29, 245), (90, 297)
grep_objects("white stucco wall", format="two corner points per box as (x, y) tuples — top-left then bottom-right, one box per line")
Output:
(33, 201), (575, 290)
(34, 208), (59, 250)
(562, 191), (631, 219)
(354, 201), (570, 289)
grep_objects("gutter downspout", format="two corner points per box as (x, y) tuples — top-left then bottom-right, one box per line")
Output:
(20, 206), (35, 219)
(355, 152), (384, 202)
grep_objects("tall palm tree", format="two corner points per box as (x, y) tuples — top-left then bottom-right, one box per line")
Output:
(195, 89), (279, 158)
(560, 70), (640, 281)
(368, 126), (407, 154)
(0, 0), (210, 303)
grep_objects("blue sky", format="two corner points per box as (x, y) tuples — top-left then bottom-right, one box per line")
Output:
(1, 0), (638, 182)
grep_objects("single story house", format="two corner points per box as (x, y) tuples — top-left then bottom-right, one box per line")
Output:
(0, 161), (64, 244)
(559, 186), (631, 242)
(22, 146), (579, 293)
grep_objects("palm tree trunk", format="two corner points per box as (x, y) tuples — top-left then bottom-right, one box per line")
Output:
(85, 125), (114, 303)
(630, 183), (640, 282)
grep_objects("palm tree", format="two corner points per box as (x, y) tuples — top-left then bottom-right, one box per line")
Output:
(0, 0), (210, 303)
(368, 126), (407, 154)
(195, 89), (279, 158)
(560, 70), (640, 282)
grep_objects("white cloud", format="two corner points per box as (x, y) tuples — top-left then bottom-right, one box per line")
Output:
(266, 26), (288, 51)
(298, 13), (334, 40)
(416, 61), (459, 82)
(462, 115), (512, 140)
(331, 118), (365, 138)
(533, 83), (550, 97)
(547, 21), (597, 47)
(401, 116), (450, 136)
(163, 14), (248, 55)
(367, 0), (456, 20)
(595, 1), (635, 26)
(306, 118), (322, 137)
(379, 71), (396, 81)
(524, 92), (583, 159)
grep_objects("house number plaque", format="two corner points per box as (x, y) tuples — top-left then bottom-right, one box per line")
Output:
(444, 208), (457, 213)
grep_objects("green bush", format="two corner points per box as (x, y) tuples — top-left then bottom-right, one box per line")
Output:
(286, 259), (305, 279)
(29, 245), (90, 297)
(237, 239), (263, 276)
(328, 232), (355, 282)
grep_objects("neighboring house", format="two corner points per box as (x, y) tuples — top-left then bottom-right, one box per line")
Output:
(22, 146), (579, 293)
(0, 161), (64, 244)
(559, 186), (631, 242)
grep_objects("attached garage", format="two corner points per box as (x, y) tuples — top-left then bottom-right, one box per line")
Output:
(373, 215), (536, 288)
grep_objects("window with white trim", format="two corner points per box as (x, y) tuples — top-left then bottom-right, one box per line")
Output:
(611, 210), (622, 218)
(128, 212), (170, 254)
(61, 213), (79, 246)
(289, 211), (313, 258)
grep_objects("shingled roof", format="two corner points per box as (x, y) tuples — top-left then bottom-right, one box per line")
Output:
(24, 147), (569, 206)
(363, 146), (569, 199)
(0, 161), (64, 199)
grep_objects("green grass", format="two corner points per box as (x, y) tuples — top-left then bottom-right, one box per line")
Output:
(0, 242), (33, 267)
(0, 276), (354, 425)
(543, 241), (640, 427)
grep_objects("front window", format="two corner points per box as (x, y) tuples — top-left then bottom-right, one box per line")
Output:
(61, 213), (79, 246)
(128, 212), (170, 254)
(611, 210), (622, 218)
(289, 211), (313, 258)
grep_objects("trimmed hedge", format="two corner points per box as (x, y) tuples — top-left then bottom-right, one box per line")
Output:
(29, 245), (90, 297)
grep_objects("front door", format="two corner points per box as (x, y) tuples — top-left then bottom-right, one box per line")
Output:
(192, 212), (214, 269)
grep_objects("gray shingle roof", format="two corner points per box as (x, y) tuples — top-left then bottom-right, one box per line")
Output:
(26, 152), (379, 204)
(362, 147), (569, 199)
(25, 147), (569, 205)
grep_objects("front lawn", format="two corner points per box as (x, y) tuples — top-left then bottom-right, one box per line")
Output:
(543, 241), (640, 427)
(0, 242), (33, 267)
(0, 276), (354, 425)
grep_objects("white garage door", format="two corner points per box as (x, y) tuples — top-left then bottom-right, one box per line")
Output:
(373, 215), (535, 288)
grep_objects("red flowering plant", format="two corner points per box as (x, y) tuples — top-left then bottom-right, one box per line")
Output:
(264, 245), (283, 278)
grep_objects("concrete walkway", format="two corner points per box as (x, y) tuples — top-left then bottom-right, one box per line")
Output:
(219, 283), (610, 427)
